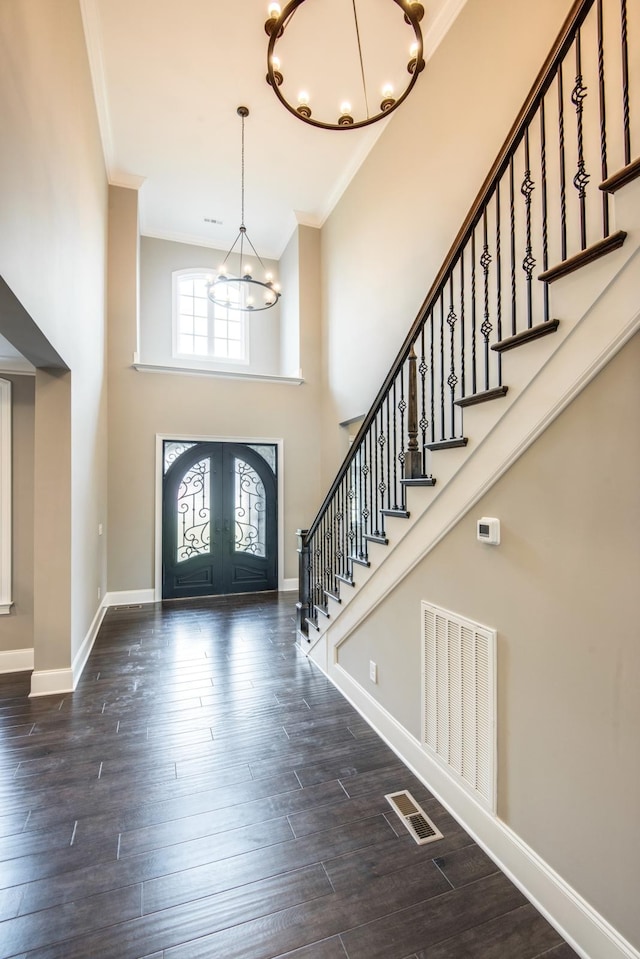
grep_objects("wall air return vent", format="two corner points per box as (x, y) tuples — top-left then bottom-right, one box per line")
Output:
(421, 601), (497, 812)
(385, 790), (443, 845)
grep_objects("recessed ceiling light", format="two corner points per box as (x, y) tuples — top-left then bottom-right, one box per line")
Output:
(204, 217), (223, 225)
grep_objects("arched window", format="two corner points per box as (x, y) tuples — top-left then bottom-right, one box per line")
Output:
(172, 270), (247, 363)
(0, 377), (12, 614)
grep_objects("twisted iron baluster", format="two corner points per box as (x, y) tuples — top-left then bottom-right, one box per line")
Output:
(447, 276), (458, 437)
(439, 295), (445, 441)
(521, 128), (536, 329)
(495, 183), (502, 383)
(621, 0), (631, 165)
(509, 156), (517, 335)
(480, 209), (493, 389)
(597, 0), (609, 237)
(572, 29), (589, 251)
(471, 232), (477, 393)
(398, 369), (407, 496)
(459, 254), (466, 396)
(391, 383), (398, 508)
(419, 326), (428, 469)
(386, 392), (393, 511)
(558, 62), (568, 262)
(540, 98), (550, 323)
(430, 310), (435, 444)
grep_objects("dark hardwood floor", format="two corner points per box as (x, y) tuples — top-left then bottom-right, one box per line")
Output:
(0, 592), (579, 958)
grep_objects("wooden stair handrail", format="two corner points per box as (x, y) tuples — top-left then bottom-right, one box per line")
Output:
(305, 0), (594, 543)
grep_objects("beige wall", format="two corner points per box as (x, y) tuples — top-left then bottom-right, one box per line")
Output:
(0, 375), (34, 652)
(319, 0), (575, 483)
(337, 331), (640, 947)
(108, 190), (324, 592)
(0, 0), (108, 674)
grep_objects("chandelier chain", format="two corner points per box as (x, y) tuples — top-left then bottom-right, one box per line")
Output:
(352, 0), (370, 120)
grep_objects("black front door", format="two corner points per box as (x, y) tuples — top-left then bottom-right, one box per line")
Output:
(162, 441), (277, 599)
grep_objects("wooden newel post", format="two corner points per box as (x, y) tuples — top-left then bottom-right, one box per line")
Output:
(404, 345), (423, 478)
(296, 528), (311, 635)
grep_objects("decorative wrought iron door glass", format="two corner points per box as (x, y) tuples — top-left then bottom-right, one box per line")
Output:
(162, 441), (277, 598)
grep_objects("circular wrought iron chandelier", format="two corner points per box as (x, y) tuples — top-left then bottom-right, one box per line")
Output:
(207, 107), (281, 312)
(265, 0), (426, 131)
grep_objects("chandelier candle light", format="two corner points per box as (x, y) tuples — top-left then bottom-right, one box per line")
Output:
(207, 107), (281, 312)
(265, 0), (425, 131)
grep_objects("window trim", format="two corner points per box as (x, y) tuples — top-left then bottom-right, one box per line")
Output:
(172, 268), (250, 367)
(0, 377), (12, 614)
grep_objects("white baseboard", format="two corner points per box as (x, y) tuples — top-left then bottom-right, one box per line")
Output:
(29, 667), (75, 698)
(103, 589), (156, 607)
(30, 599), (108, 697)
(0, 647), (34, 674)
(327, 662), (640, 959)
(281, 578), (298, 592)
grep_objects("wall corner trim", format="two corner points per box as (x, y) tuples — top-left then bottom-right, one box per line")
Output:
(0, 378), (12, 613)
(29, 600), (108, 697)
(328, 663), (640, 959)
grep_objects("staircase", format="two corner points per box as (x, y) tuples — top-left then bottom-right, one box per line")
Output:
(296, 0), (640, 663)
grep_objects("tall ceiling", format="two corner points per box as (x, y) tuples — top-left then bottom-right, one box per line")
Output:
(81, 0), (466, 260)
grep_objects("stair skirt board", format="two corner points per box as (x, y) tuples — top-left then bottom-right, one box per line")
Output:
(324, 663), (640, 959)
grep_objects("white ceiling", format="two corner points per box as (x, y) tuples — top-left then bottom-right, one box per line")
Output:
(80, 0), (466, 260)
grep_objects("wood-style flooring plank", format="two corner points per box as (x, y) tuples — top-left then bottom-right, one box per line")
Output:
(0, 593), (580, 959)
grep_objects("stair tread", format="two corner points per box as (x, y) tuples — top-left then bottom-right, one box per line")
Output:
(538, 230), (626, 283)
(381, 508), (410, 518)
(325, 589), (341, 604)
(425, 438), (468, 451)
(364, 533), (389, 545)
(336, 573), (355, 587)
(492, 319), (559, 353)
(600, 157), (640, 193)
(314, 604), (330, 619)
(455, 386), (508, 408)
(401, 476), (436, 487)
(304, 616), (320, 632)
(350, 555), (371, 568)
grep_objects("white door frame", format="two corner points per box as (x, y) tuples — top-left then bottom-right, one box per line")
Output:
(155, 432), (287, 601)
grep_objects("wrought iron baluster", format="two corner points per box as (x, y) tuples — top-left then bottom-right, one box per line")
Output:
(480, 209), (493, 388)
(392, 381), (398, 508)
(357, 441), (365, 560)
(372, 415), (379, 536)
(509, 157), (517, 335)
(540, 98), (550, 322)
(430, 311), (435, 444)
(597, 0), (610, 237)
(495, 183), (502, 382)
(377, 411), (387, 533)
(347, 464), (356, 572)
(621, 0), (631, 165)
(439, 295), (445, 441)
(459, 254), (466, 396)
(572, 28), (590, 251)
(521, 128), (536, 330)
(471, 231), (477, 392)
(419, 326), (428, 467)
(558, 62), (568, 261)
(398, 365), (408, 499)
(447, 276), (458, 436)
(386, 392), (393, 511)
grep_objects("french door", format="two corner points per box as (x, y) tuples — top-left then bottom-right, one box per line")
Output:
(162, 441), (277, 599)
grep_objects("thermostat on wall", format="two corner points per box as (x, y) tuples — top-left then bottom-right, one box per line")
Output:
(477, 517), (500, 545)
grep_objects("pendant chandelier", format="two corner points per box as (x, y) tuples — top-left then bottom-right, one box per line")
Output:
(207, 107), (281, 312)
(265, 0), (425, 131)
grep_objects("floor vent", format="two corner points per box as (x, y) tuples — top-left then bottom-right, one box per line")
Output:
(113, 604), (143, 611)
(385, 790), (443, 846)
(421, 601), (497, 812)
